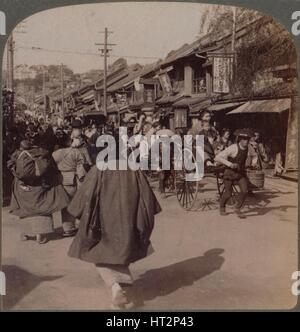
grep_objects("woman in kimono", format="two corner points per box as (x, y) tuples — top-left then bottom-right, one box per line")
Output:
(8, 140), (69, 244)
(67, 135), (162, 309)
(52, 136), (87, 237)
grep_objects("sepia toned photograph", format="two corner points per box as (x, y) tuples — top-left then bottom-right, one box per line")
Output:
(1, 1), (298, 311)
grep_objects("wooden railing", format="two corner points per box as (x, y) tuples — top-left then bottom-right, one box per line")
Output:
(193, 78), (206, 94)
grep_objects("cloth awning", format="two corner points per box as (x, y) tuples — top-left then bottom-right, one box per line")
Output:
(207, 102), (244, 112)
(227, 98), (291, 115)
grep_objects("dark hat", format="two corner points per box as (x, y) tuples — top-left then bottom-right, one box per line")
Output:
(71, 119), (83, 129)
(234, 128), (254, 139)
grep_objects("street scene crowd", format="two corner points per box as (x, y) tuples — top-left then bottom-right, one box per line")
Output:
(1, 3), (298, 310)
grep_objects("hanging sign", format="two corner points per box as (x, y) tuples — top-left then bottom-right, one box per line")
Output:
(158, 73), (172, 94)
(209, 53), (234, 94)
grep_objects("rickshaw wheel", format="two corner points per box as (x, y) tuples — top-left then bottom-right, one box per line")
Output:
(175, 148), (199, 211)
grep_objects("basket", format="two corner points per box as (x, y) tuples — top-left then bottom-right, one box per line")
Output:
(247, 169), (265, 189)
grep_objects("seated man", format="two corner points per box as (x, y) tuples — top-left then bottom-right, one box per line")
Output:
(215, 129), (253, 219)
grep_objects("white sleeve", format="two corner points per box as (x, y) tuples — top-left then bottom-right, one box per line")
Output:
(214, 144), (237, 167)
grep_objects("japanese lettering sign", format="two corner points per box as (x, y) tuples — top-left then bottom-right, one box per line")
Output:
(211, 54), (233, 94)
(158, 73), (172, 94)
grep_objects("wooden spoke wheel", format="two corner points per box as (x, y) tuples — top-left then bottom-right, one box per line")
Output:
(175, 148), (199, 210)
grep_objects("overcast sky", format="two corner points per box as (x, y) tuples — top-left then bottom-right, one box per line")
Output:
(4, 2), (218, 73)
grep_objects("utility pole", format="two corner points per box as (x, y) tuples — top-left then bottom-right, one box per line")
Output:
(95, 27), (116, 117)
(231, 7), (237, 96)
(6, 22), (27, 91)
(231, 7), (237, 53)
(61, 63), (64, 119)
(6, 33), (14, 91)
(5, 21), (27, 124)
(43, 68), (47, 120)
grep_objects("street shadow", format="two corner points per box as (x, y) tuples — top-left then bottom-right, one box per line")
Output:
(128, 248), (225, 308)
(242, 190), (296, 217)
(3, 265), (63, 310)
(243, 204), (296, 218)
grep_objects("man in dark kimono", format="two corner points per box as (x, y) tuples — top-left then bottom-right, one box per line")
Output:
(67, 164), (161, 309)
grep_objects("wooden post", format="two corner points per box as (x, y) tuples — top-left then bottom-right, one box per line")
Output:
(61, 63), (64, 119)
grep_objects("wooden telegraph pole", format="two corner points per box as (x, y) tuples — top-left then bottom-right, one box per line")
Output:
(95, 28), (116, 117)
(231, 7), (237, 53)
(43, 68), (47, 120)
(61, 63), (64, 119)
(231, 6), (237, 96)
(6, 33), (14, 91)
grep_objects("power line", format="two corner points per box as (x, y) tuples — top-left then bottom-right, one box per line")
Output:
(16, 46), (160, 60)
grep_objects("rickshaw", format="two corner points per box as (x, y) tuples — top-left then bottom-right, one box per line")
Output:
(173, 154), (240, 211)
(145, 132), (236, 211)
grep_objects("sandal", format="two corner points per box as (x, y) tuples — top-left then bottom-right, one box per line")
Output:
(36, 234), (48, 244)
(110, 301), (135, 310)
(111, 282), (133, 308)
(20, 233), (30, 241)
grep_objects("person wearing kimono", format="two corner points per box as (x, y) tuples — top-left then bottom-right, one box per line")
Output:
(52, 136), (87, 237)
(188, 110), (219, 167)
(67, 160), (161, 309)
(8, 140), (69, 244)
(71, 119), (93, 169)
(246, 131), (269, 169)
(214, 128), (233, 155)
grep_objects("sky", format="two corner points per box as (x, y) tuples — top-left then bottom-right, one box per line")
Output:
(4, 2), (218, 73)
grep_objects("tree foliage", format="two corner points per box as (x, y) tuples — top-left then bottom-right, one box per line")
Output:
(199, 5), (297, 97)
(235, 18), (297, 96)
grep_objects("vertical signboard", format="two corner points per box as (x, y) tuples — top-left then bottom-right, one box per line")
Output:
(174, 109), (187, 128)
(210, 53), (233, 94)
(158, 73), (172, 94)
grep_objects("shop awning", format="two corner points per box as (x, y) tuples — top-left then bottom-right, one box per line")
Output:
(189, 99), (211, 113)
(207, 102), (244, 112)
(227, 98), (291, 115)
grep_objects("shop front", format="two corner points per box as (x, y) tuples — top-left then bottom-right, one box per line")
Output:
(226, 97), (296, 172)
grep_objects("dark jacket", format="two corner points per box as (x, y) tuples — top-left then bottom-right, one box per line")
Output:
(67, 166), (162, 265)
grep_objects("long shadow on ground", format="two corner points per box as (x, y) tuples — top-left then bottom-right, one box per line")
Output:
(2, 265), (62, 309)
(128, 248), (225, 308)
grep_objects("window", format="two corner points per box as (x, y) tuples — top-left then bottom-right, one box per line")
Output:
(193, 77), (206, 94)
